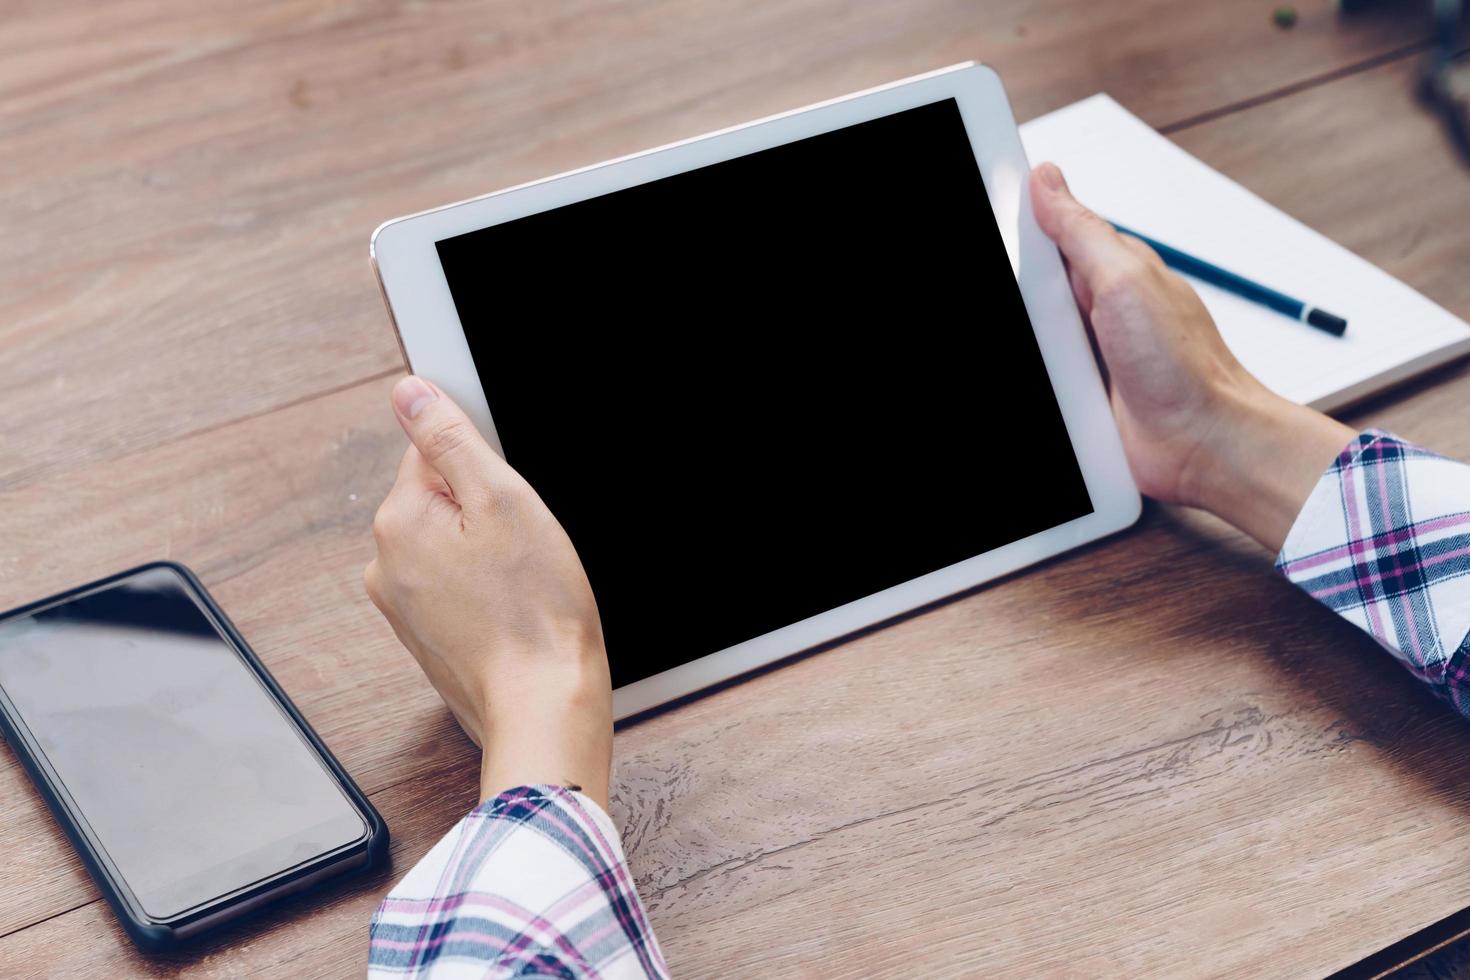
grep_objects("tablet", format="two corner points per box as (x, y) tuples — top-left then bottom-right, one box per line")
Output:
(370, 63), (1140, 719)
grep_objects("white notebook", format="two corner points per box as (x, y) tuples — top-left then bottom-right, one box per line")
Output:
(1017, 94), (1470, 413)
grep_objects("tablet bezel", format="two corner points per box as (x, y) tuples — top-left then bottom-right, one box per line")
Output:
(370, 62), (1141, 719)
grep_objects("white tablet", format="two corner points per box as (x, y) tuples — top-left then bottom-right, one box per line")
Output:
(371, 63), (1140, 719)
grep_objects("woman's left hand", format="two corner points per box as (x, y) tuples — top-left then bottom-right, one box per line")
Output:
(364, 376), (614, 808)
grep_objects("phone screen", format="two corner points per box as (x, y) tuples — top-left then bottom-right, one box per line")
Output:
(0, 566), (367, 920)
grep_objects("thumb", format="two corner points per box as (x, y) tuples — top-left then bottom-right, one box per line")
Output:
(390, 376), (497, 498)
(1030, 163), (1141, 291)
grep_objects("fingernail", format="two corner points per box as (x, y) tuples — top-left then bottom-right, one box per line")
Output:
(392, 376), (437, 420)
(1037, 163), (1065, 191)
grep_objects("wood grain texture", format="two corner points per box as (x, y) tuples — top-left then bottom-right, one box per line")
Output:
(0, 0), (1438, 488)
(4, 0), (1470, 977)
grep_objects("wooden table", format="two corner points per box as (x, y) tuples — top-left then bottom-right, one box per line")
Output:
(4, 1), (1470, 976)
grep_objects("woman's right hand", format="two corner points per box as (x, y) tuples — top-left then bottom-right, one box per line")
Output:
(1029, 162), (1355, 551)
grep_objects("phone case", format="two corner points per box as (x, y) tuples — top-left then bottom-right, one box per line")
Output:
(0, 561), (390, 953)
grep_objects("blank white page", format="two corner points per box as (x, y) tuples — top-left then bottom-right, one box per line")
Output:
(1018, 94), (1470, 412)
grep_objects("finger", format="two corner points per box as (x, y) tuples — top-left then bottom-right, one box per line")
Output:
(1118, 232), (1165, 268)
(1030, 163), (1144, 290)
(1064, 255), (1094, 314)
(362, 558), (384, 609)
(1059, 257), (1108, 391)
(391, 444), (451, 501)
(390, 376), (500, 500)
(377, 446), (458, 540)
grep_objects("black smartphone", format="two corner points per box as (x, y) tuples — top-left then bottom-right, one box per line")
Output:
(0, 562), (387, 952)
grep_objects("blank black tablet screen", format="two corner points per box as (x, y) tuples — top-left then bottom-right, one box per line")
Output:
(435, 98), (1093, 689)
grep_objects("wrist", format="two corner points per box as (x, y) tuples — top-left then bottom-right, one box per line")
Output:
(1186, 381), (1355, 552)
(1182, 378), (1282, 514)
(477, 657), (614, 810)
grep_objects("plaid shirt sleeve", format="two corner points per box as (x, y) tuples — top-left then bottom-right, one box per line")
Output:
(367, 785), (668, 980)
(1277, 429), (1470, 715)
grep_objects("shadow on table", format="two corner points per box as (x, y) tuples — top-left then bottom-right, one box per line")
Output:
(1145, 505), (1470, 980)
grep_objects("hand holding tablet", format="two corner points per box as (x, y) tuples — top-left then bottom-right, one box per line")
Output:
(370, 64), (1141, 719)
(365, 376), (616, 807)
